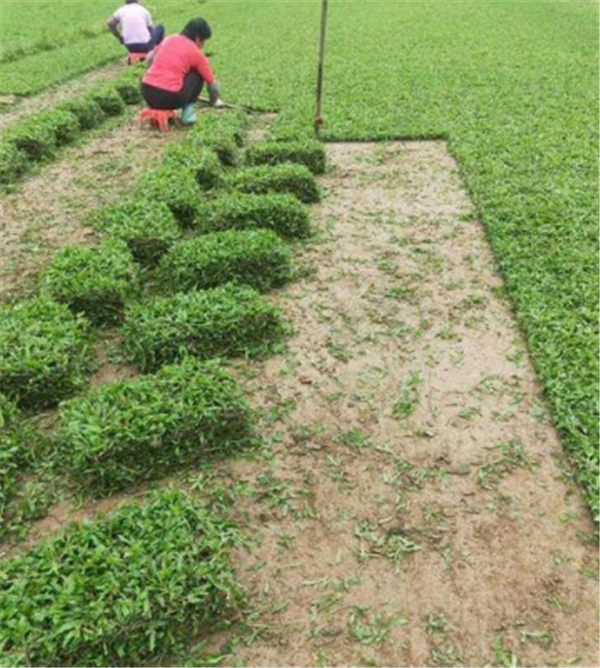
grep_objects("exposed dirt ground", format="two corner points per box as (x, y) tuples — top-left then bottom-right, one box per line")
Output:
(3, 138), (598, 667)
(202, 142), (597, 667)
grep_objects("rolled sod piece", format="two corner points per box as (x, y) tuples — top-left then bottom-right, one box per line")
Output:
(58, 97), (106, 130)
(0, 488), (242, 667)
(93, 198), (183, 267)
(90, 87), (126, 116)
(123, 283), (286, 371)
(157, 228), (292, 294)
(136, 165), (202, 227)
(245, 139), (327, 174)
(193, 192), (311, 239)
(226, 163), (321, 204)
(59, 359), (252, 494)
(163, 144), (222, 190)
(41, 239), (140, 326)
(0, 298), (90, 408)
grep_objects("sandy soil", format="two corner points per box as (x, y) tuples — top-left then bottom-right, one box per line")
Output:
(4, 140), (598, 667)
(204, 142), (598, 667)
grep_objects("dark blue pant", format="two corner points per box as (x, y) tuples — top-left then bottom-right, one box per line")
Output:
(126, 24), (165, 53)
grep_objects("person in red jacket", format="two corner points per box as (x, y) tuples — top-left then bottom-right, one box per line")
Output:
(141, 18), (223, 124)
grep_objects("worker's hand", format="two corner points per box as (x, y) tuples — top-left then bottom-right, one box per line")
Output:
(212, 98), (226, 109)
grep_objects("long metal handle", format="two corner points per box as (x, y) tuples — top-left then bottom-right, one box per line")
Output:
(314, 0), (329, 137)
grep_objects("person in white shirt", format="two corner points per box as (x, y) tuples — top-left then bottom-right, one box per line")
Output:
(107, 0), (164, 54)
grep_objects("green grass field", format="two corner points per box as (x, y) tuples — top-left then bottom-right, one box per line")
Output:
(0, 1), (598, 663)
(0, 0), (201, 94)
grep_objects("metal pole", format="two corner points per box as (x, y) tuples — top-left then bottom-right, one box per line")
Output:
(314, 0), (329, 138)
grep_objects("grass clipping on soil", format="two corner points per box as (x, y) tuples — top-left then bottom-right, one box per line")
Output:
(41, 239), (140, 326)
(157, 228), (292, 294)
(0, 488), (242, 668)
(59, 359), (253, 495)
(0, 298), (90, 408)
(123, 283), (286, 372)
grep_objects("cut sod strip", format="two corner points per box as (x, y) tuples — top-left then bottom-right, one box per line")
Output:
(135, 165), (203, 227)
(123, 284), (286, 372)
(245, 139), (327, 174)
(187, 112), (248, 166)
(59, 359), (252, 495)
(41, 239), (139, 326)
(193, 192), (312, 240)
(0, 489), (242, 667)
(163, 145), (223, 191)
(0, 298), (90, 408)
(156, 228), (292, 294)
(226, 163), (322, 204)
(92, 198), (183, 267)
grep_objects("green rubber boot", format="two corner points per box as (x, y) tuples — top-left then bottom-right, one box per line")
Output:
(181, 104), (198, 125)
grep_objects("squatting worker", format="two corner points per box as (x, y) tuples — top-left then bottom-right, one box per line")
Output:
(141, 18), (224, 125)
(107, 0), (165, 54)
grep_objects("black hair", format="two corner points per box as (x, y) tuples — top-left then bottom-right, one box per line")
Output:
(181, 18), (212, 42)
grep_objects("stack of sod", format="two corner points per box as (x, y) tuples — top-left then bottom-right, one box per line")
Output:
(60, 359), (252, 494)
(93, 198), (182, 266)
(4, 108), (80, 161)
(135, 165), (202, 227)
(193, 192), (312, 239)
(186, 112), (247, 166)
(0, 298), (90, 408)
(163, 144), (222, 190)
(123, 283), (286, 372)
(41, 239), (139, 326)
(0, 489), (242, 667)
(157, 229), (292, 294)
(225, 163), (321, 204)
(245, 139), (327, 174)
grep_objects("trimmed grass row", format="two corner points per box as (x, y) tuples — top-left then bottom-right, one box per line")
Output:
(0, 68), (143, 187)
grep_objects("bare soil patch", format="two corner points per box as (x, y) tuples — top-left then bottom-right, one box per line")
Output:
(7, 141), (598, 667)
(208, 142), (597, 667)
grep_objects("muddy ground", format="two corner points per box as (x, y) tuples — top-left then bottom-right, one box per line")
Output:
(10, 139), (598, 667)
